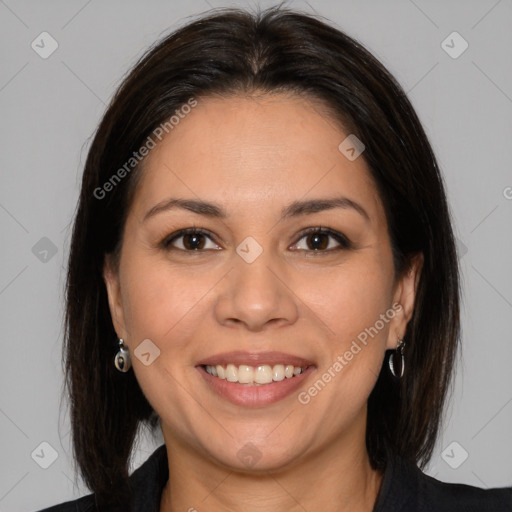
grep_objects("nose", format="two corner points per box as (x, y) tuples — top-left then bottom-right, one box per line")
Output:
(213, 246), (299, 332)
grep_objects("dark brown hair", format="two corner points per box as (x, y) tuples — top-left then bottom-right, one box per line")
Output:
(64, 4), (460, 508)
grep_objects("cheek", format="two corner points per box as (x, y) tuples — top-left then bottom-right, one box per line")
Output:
(120, 257), (212, 344)
(297, 256), (394, 408)
(303, 259), (393, 345)
(118, 257), (218, 426)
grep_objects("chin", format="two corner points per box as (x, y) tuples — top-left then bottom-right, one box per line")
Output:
(205, 436), (307, 474)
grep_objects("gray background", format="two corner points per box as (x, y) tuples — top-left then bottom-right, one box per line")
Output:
(1, 0), (511, 510)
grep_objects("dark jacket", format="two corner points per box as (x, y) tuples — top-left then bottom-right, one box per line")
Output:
(36, 444), (512, 511)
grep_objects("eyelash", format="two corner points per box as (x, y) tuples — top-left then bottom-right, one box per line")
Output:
(161, 226), (352, 254)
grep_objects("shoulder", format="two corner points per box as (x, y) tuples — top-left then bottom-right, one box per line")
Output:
(376, 450), (512, 512)
(418, 470), (512, 511)
(34, 494), (97, 512)
(33, 444), (168, 512)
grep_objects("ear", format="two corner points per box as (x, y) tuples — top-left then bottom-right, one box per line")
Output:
(386, 252), (424, 350)
(103, 254), (128, 340)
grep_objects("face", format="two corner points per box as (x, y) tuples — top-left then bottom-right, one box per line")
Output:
(104, 93), (421, 472)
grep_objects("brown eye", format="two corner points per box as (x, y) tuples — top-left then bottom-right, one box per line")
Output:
(305, 232), (329, 250)
(291, 228), (351, 253)
(163, 228), (221, 251)
(181, 233), (206, 250)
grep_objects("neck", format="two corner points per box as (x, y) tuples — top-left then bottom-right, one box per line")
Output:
(159, 425), (384, 512)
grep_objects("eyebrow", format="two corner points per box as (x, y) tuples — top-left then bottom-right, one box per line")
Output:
(143, 196), (370, 223)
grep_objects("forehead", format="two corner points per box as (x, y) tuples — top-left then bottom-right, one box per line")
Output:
(130, 93), (384, 223)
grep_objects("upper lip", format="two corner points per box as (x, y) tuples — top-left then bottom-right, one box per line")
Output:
(196, 351), (315, 368)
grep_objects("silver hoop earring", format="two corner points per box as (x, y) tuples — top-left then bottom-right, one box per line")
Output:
(389, 337), (405, 378)
(114, 338), (132, 373)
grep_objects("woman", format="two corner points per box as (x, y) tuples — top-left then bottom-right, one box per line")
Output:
(37, 5), (511, 512)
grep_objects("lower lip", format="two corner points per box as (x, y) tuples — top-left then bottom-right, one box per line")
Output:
(197, 366), (315, 407)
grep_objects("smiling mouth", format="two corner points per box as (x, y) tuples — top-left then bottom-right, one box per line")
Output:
(201, 363), (308, 385)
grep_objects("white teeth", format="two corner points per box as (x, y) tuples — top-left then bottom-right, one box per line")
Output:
(273, 364), (285, 381)
(225, 364), (237, 383)
(204, 363), (306, 384)
(254, 365), (273, 384)
(238, 365), (253, 384)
